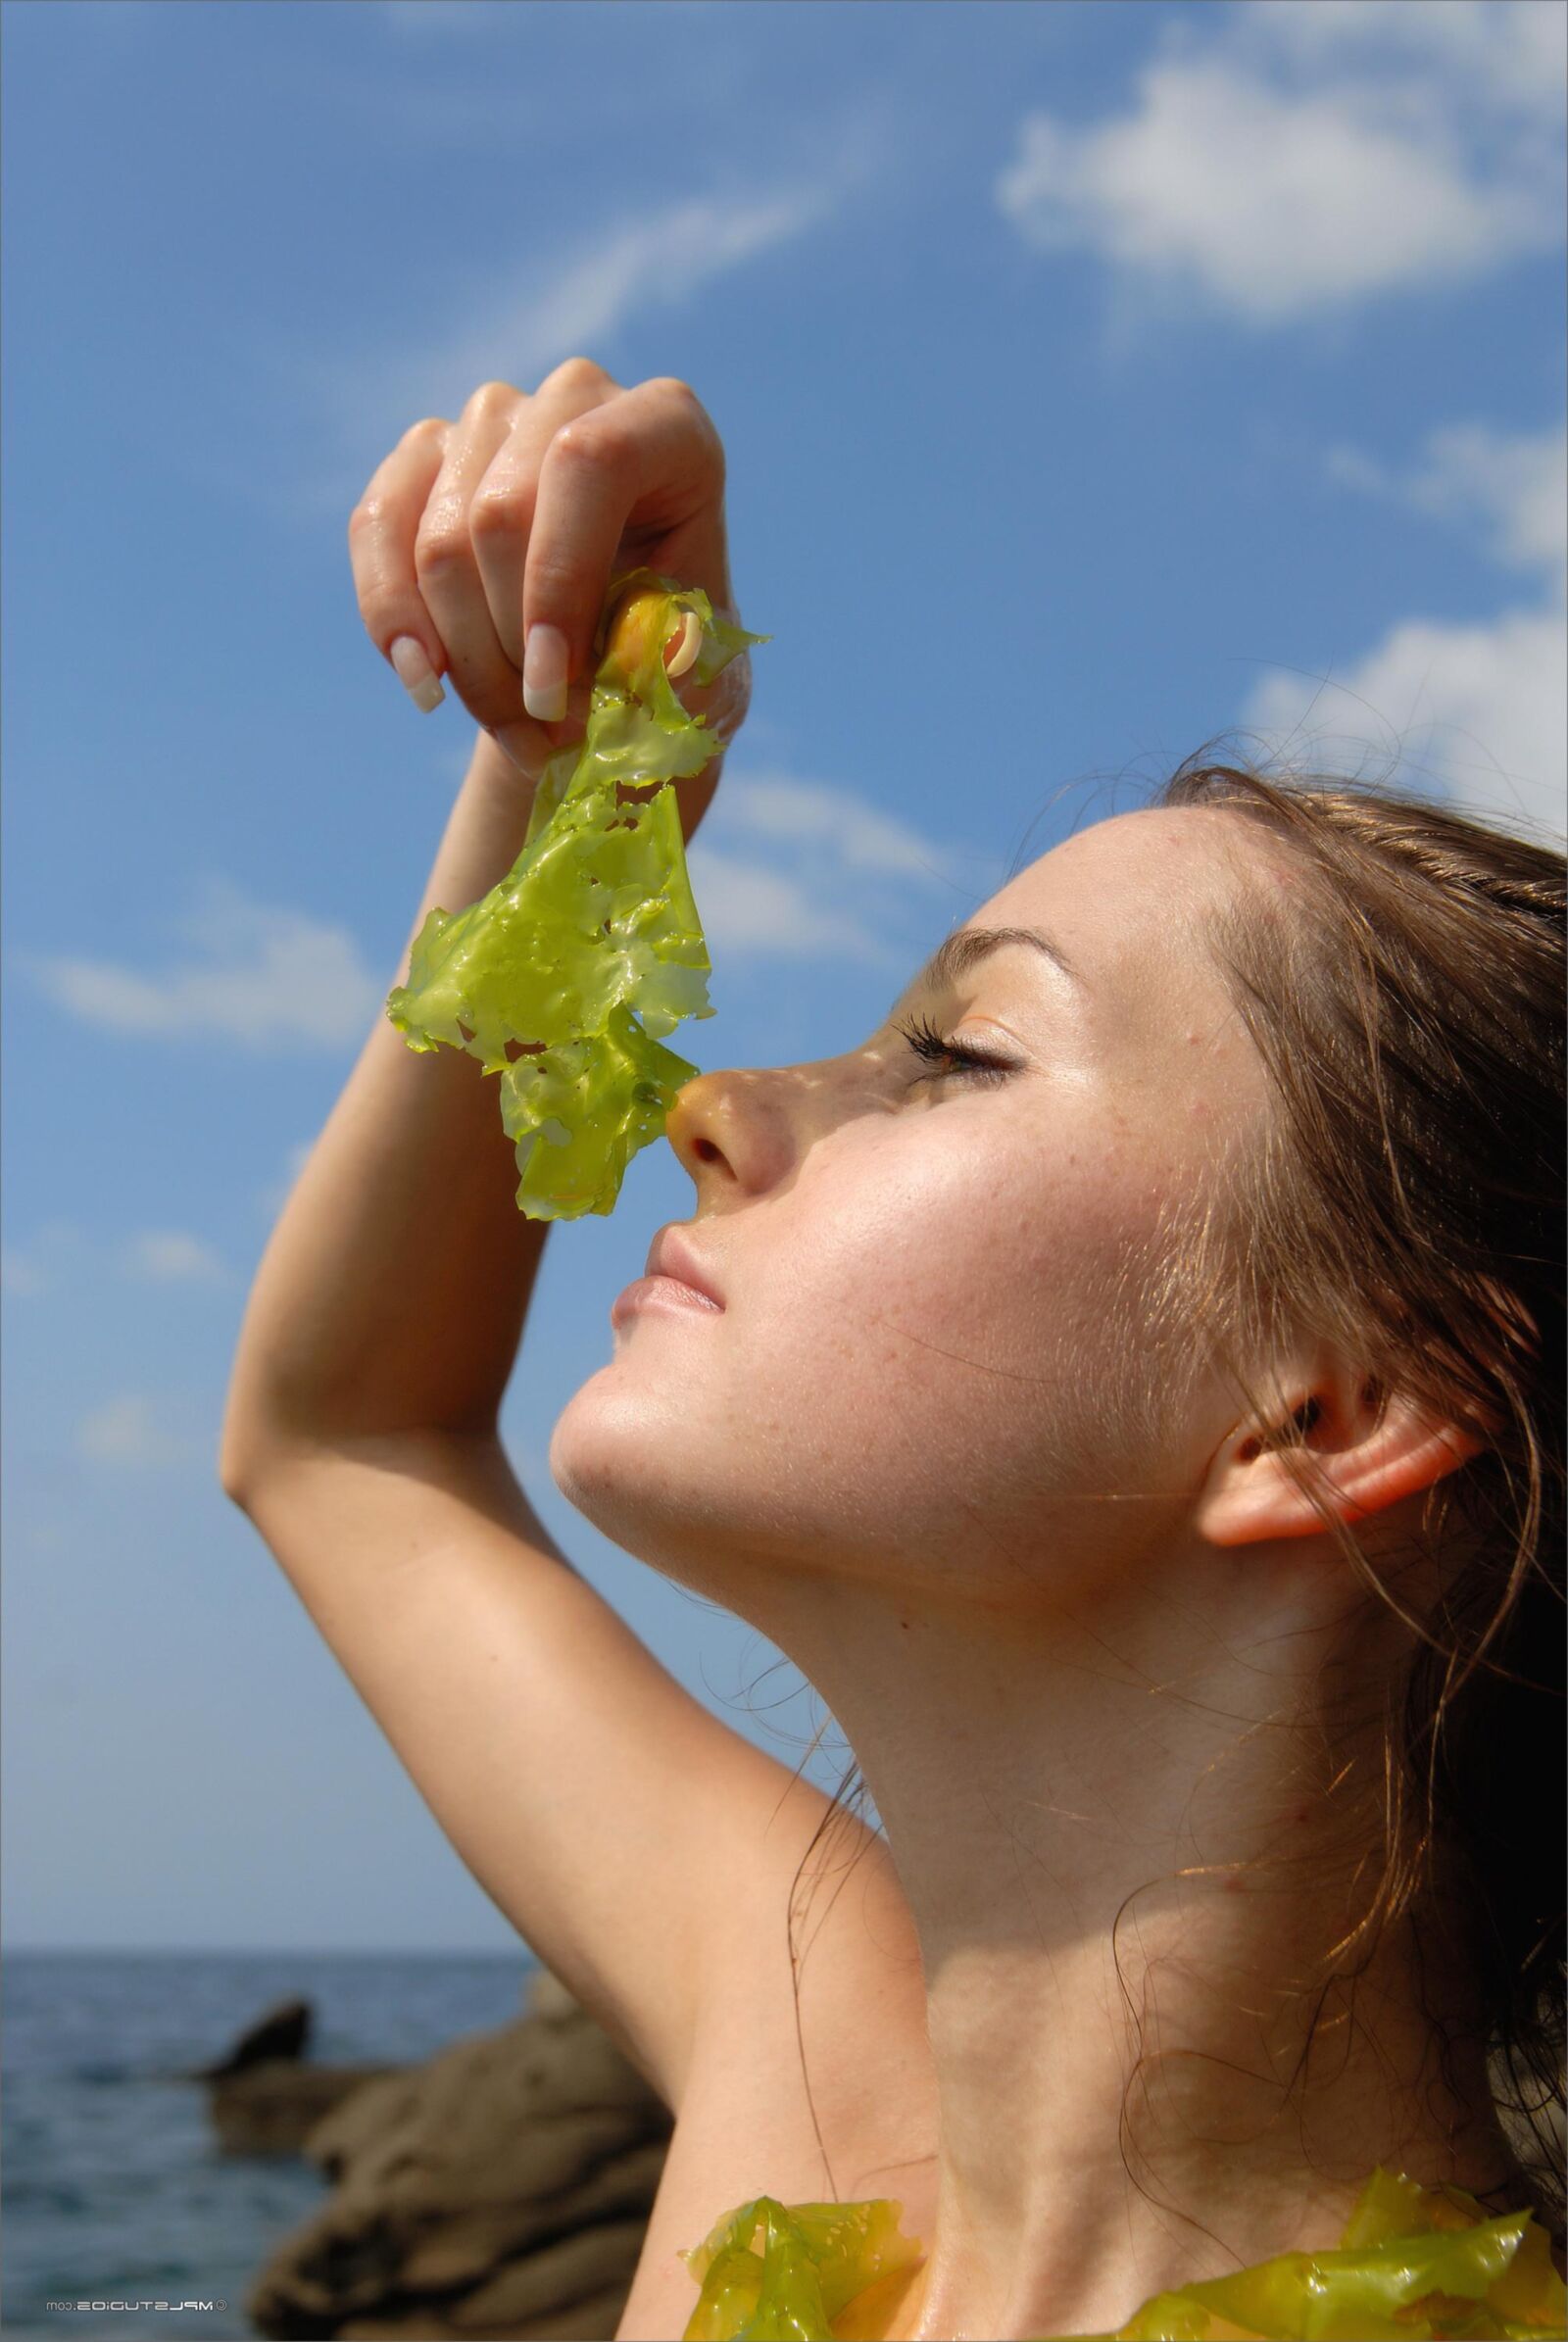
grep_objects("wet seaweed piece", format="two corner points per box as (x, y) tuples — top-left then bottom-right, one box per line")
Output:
(678, 2167), (1568, 2340)
(386, 567), (767, 1219)
(679, 2194), (923, 2341)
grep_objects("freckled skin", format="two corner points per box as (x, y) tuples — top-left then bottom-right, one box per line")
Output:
(550, 806), (1270, 1613)
(547, 806), (1526, 2340)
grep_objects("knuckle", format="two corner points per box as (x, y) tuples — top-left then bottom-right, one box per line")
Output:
(414, 519), (471, 573)
(347, 493), (390, 539)
(651, 376), (723, 474)
(540, 355), (606, 395)
(469, 484), (530, 540)
(524, 547), (583, 614)
(549, 415), (628, 471)
(400, 415), (449, 447)
(648, 373), (699, 411)
(462, 379), (517, 424)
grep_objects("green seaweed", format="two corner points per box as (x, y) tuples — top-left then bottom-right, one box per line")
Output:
(679, 2194), (923, 2340)
(678, 2169), (1567, 2341)
(385, 568), (767, 1219)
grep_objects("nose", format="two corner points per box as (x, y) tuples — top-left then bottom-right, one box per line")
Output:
(665, 1035), (900, 1198)
(662, 1066), (790, 1199)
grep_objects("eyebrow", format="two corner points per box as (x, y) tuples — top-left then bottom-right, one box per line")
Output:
(894, 923), (1084, 1012)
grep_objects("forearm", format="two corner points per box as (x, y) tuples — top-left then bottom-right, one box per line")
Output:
(220, 715), (730, 1474)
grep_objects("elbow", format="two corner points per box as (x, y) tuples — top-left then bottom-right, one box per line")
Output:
(217, 1399), (282, 1512)
(217, 1429), (257, 1513)
(219, 1349), (307, 1508)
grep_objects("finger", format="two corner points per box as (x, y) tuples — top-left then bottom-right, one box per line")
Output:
(521, 376), (724, 722)
(347, 417), (452, 708)
(412, 381), (530, 728)
(469, 362), (623, 675)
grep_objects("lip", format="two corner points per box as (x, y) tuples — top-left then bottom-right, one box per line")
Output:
(610, 1226), (726, 1330)
(643, 1224), (725, 1309)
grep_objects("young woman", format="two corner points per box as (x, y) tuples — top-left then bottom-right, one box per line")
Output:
(220, 361), (1564, 2341)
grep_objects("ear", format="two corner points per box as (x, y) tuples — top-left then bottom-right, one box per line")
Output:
(1195, 1365), (1487, 1550)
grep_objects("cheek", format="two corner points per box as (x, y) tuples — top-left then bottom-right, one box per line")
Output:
(551, 1106), (1193, 1586)
(829, 1116), (1169, 1422)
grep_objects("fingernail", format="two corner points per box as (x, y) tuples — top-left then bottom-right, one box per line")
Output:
(389, 635), (445, 712)
(664, 610), (704, 679)
(522, 623), (568, 723)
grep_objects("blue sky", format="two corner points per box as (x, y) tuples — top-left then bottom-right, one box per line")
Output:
(4, 0), (1563, 1953)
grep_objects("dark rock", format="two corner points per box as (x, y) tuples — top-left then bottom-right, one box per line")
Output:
(196, 1996), (314, 2075)
(194, 1994), (402, 2156)
(208, 2062), (407, 2158)
(246, 1968), (673, 2340)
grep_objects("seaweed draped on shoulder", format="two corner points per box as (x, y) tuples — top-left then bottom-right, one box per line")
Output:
(677, 2167), (1568, 2341)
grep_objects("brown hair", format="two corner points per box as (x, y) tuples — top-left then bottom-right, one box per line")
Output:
(1149, 756), (1565, 2241)
(777, 754), (1566, 2245)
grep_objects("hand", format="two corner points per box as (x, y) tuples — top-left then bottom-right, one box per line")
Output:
(349, 358), (748, 783)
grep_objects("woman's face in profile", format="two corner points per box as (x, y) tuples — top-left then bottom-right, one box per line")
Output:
(551, 805), (1279, 1608)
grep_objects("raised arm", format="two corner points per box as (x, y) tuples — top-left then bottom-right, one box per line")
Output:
(221, 362), (743, 1465)
(215, 365), (850, 2111)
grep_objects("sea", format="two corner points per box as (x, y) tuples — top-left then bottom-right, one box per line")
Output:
(2, 1947), (541, 2342)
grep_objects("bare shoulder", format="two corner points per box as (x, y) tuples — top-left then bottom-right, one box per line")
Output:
(614, 1786), (939, 2341)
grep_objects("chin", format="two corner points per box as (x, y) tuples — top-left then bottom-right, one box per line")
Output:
(547, 1369), (816, 1603)
(548, 1367), (718, 1565)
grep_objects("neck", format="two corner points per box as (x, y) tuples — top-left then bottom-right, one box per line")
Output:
(744, 1539), (1518, 2340)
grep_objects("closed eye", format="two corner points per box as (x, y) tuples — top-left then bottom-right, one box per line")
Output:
(893, 1012), (1018, 1087)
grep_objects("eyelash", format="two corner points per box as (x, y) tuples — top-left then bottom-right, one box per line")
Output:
(893, 1012), (1017, 1087)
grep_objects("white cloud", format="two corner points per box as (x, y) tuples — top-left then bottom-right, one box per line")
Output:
(122, 1231), (226, 1284)
(1244, 606), (1565, 840)
(716, 773), (960, 882)
(1, 1223), (85, 1299)
(684, 845), (903, 967)
(996, 1), (1563, 323)
(3, 1222), (229, 1295)
(27, 878), (383, 1053)
(1324, 420), (1567, 580)
(490, 195), (821, 371)
(1245, 415), (1566, 839)
(1253, 1), (1567, 116)
(2, 1246), (49, 1297)
(686, 771), (972, 967)
(76, 1394), (192, 1470)
(307, 187), (830, 498)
